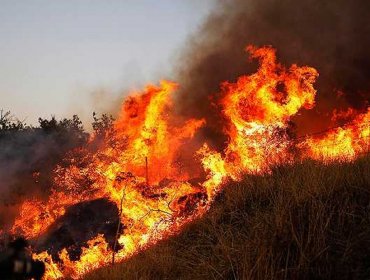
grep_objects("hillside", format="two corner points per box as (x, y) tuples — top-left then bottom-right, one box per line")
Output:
(84, 155), (370, 280)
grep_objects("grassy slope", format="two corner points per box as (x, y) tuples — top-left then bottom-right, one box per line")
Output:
(85, 155), (370, 280)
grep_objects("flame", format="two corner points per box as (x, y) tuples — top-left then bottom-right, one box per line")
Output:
(199, 45), (318, 186)
(299, 108), (369, 161)
(6, 47), (369, 279)
(11, 80), (207, 279)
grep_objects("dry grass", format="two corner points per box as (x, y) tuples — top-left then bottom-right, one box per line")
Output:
(85, 155), (370, 280)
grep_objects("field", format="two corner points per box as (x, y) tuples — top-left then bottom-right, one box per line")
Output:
(84, 154), (370, 280)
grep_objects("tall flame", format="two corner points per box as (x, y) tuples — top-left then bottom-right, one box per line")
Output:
(199, 45), (318, 193)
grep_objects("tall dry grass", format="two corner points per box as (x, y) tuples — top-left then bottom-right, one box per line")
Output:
(85, 155), (370, 280)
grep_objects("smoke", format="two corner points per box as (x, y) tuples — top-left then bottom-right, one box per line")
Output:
(174, 0), (370, 139)
(0, 117), (89, 229)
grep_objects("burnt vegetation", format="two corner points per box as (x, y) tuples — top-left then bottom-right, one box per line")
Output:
(85, 154), (370, 280)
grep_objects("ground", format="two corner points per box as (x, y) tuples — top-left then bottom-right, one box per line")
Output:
(85, 155), (370, 280)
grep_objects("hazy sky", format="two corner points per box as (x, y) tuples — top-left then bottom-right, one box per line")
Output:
(0, 0), (213, 125)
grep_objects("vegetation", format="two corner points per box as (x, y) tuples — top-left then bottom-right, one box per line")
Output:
(0, 111), (112, 228)
(85, 155), (370, 280)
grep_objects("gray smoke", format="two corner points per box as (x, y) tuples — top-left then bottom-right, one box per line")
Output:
(0, 116), (89, 230)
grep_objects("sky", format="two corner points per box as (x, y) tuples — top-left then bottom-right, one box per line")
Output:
(0, 0), (213, 125)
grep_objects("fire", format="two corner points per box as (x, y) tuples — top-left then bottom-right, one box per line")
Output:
(199, 45), (318, 186)
(11, 80), (208, 279)
(6, 46), (369, 279)
(299, 108), (369, 161)
(113, 81), (205, 184)
(221, 46), (317, 174)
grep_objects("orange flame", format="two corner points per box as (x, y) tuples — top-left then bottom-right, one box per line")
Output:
(299, 108), (369, 161)
(199, 45), (318, 187)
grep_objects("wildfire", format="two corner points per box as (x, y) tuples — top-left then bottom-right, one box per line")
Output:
(7, 46), (369, 279)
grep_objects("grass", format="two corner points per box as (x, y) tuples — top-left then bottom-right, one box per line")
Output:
(84, 155), (370, 280)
